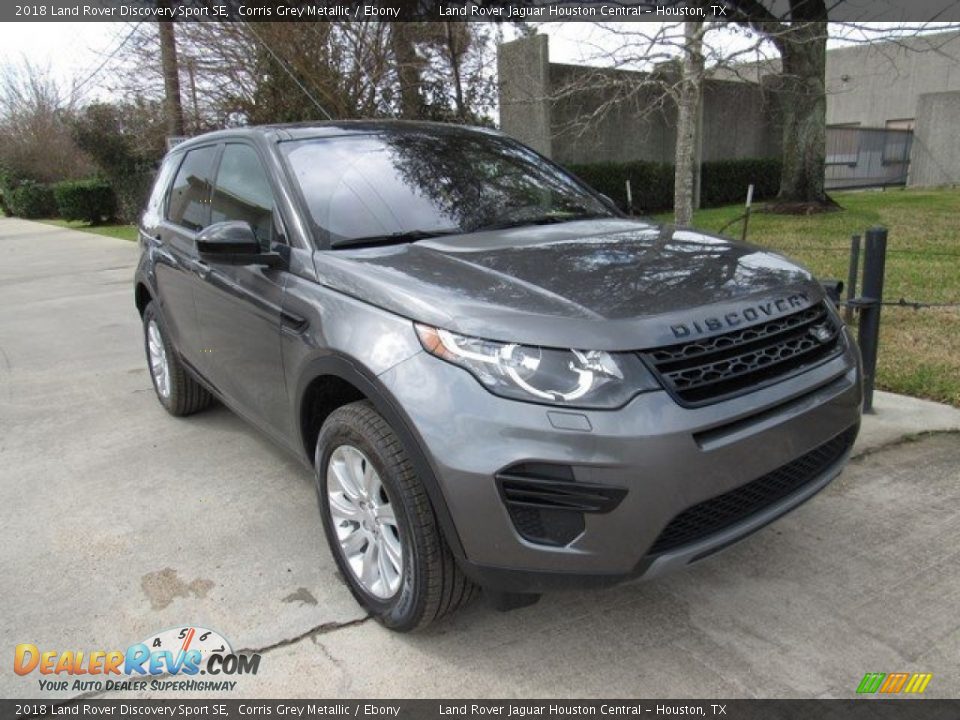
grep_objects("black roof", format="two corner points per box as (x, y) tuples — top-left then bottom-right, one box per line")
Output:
(173, 119), (503, 153)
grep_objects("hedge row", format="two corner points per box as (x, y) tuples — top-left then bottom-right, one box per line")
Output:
(8, 181), (57, 219)
(53, 180), (117, 224)
(567, 157), (782, 213)
(2, 178), (117, 223)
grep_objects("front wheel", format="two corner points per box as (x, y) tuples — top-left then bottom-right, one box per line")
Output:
(316, 401), (476, 631)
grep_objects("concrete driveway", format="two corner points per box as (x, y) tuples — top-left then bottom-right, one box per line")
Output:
(2, 217), (959, 700)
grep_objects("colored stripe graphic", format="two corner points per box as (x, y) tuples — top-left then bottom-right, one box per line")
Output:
(857, 673), (885, 694)
(880, 672), (910, 693)
(857, 672), (932, 694)
(904, 673), (933, 694)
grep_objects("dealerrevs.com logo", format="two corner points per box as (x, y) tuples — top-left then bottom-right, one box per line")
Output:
(14, 626), (261, 693)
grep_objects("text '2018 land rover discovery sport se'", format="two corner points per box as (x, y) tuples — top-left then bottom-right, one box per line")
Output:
(135, 121), (862, 631)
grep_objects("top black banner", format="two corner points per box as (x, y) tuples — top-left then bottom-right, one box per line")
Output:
(4, 0), (960, 22)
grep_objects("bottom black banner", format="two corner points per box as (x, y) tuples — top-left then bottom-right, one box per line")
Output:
(4, 700), (960, 720)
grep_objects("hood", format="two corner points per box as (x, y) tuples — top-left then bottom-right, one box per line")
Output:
(312, 218), (824, 351)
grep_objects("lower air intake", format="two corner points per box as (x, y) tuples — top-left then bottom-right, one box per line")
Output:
(649, 425), (858, 555)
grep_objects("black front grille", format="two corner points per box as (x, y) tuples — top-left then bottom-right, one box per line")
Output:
(641, 303), (843, 406)
(649, 425), (858, 555)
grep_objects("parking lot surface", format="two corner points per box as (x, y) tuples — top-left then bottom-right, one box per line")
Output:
(2, 218), (959, 699)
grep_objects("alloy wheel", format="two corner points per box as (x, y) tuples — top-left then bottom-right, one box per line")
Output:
(147, 319), (171, 399)
(326, 444), (403, 599)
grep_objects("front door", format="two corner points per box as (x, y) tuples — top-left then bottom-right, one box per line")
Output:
(193, 142), (290, 437)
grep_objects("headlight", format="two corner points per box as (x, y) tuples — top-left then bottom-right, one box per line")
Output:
(415, 324), (659, 408)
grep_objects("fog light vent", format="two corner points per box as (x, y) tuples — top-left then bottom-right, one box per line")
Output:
(496, 463), (627, 547)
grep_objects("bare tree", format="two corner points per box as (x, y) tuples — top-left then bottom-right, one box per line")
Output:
(674, 21), (706, 226)
(0, 60), (93, 183)
(112, 21), (497, 128)
(544, 22), (759, 223)
(535, 20), (957, 217)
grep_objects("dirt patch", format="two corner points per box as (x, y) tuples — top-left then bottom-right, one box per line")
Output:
(141, 568), (215, 610)
(282, 587), (319, 607)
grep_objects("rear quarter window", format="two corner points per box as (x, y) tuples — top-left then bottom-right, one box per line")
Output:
(141, 156), (179, 228)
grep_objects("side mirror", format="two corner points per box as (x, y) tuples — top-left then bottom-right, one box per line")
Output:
(196, 221), (284, 268)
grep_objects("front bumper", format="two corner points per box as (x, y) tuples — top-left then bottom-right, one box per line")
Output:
(378, 328), (862, 592)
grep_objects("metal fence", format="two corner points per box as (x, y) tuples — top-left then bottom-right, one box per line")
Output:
(825, 127), (913, 190)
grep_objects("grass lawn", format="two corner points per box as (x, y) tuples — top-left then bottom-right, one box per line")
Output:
(39, 218), (138, 242)
(656, 187), (960, 407)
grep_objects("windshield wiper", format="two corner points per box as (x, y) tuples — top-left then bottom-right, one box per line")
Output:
(331, 228), (461, 249)
(475, 211), (610, 232)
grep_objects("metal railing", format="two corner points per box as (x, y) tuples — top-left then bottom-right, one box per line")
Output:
(825, 127), (913, 190)
(830, 227), (960, 413)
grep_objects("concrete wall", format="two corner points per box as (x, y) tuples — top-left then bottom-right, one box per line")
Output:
(700, 80), (780, 161)
(498, 34), (781, 166)
(909, 91), (960, 187)
(825, 31), (960, 127)
(497, 35), (553, 158)
(711, 30), (960, 129)
(548, 63), (677, 165)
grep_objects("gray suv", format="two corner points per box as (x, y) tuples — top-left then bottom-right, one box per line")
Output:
(135, 121), (862, 631)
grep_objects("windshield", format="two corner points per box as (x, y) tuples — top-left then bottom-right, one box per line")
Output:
(279, 130), (614, 248)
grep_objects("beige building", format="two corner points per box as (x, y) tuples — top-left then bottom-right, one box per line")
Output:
(499, 30), (960, 188)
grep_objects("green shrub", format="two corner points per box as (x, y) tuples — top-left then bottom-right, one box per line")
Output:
(53, 179), (117, 224)
(8, 181), (57, 219)
(0, 166), (16, 217)
(567, 157), (782, 213)
(700, 158), (781, 208)
(567, 161), (674, 214)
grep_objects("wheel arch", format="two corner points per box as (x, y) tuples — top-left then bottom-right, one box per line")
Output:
(295, 354), (467, 562)
(135, 280), (153, 317)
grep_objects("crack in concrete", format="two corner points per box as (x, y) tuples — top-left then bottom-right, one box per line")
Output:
(236, 615), (372, 656)
(850, 428), (960, 463)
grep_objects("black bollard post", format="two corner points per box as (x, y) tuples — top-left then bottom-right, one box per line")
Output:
(858, 227), (888, 413)
(845, 234), (861, 324)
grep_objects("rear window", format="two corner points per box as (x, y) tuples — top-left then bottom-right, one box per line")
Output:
(280, 131), (610, 247)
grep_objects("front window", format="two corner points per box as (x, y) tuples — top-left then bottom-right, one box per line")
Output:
(211, 144), (279, 247)
(279, 130), (613, 248)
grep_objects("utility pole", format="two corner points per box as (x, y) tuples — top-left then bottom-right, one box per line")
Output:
(157, 1), (185, 137)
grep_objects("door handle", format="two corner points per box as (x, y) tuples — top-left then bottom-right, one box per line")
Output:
(194, 260), (211, 279)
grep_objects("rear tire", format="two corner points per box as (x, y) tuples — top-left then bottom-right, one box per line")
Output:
(142, 301), (213, 417)
(316, 401), (477, 631)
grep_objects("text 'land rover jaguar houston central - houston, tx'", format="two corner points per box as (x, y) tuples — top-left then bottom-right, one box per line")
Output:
(135, 122), (862, 630)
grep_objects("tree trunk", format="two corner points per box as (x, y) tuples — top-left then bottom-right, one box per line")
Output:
(774, 22), (830, 208)
(674, 21), (705, 227)
(445, 22), (466, 121)
(390, 21), (422, 119)
(157, 10), (185, 137)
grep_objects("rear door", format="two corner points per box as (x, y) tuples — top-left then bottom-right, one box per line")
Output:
(152, 144), (219, 367)
(193, 142), (290, 435)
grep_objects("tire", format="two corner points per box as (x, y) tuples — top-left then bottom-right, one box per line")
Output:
(316, 401), (477, 631)
(142, 301), (213, 417)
